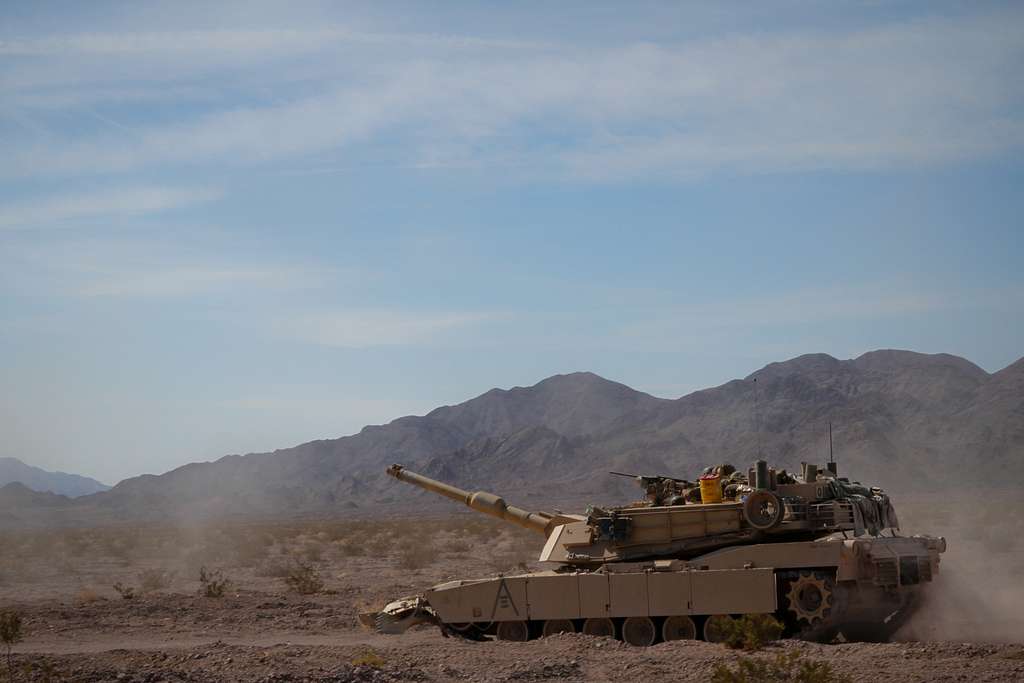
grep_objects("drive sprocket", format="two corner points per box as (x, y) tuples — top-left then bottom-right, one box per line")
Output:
(786, 571), (833, 624)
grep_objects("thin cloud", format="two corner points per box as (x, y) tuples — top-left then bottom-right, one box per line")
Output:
(76, 265), (318, 298)
(0, 27), (540, 57)
(3, 9), (1023, 179)
(282, 310), (497, 348)
(610, 283), (1024, 352)
(0, 186), (221, 230)
(0, 26), (543, 98)
(1, 236), (341, 299)
(448, 282), (1024, 356)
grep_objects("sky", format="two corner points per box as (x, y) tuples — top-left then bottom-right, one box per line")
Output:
(1, 1), (1022, 484)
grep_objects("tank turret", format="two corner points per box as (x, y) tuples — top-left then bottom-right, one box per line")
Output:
(386, 461), (883, 566)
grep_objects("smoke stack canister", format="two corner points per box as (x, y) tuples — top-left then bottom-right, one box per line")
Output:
(754, 460), (769, 490)
(827, 461), (838, 476)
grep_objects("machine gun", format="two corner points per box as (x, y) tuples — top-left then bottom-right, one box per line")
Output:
(609, 471), (694, 487)
(609, 471), (695, 505)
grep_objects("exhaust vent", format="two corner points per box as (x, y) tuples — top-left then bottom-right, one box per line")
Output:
(873, 558), (898, 586)
(917, 557), (933, 583)
(899, 556), (921, 585)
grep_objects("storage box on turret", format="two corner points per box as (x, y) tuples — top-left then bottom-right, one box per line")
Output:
(777, 482), (833, 500)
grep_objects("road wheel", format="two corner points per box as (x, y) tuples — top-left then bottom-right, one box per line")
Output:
(582, 618), (616, 638)
(622, 616), (656, 646)
(661, 615), (697, 641)
(496, 620), (529, 641)
(743, 490), (785, 530)
(541, 619), (576, 637)
(703, 615), (733, 643)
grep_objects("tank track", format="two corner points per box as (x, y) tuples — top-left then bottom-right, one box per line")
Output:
(776, 569), (921, 643)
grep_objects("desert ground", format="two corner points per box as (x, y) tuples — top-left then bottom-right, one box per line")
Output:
(1, 494), (1023, 682)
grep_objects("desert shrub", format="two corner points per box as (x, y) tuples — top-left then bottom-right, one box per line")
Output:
(397, 546), (434, 570)
(322, 524), (350, 542)
(443, 538), (471, 554)
(180, 546), (217, 577)
(221, 527), (276, 567)
(252, 531), (277, 548)
(138, 569), (174, 592)
(75, 588), (101, 605)
(61, 532), (90, 557)
(21, 533), (55, 560)
(56, 557), (81, 579)
(284, 561), (324, 595)
(364, 535), (392, 556)
(257, 557), (293, 578)
(21, 659), (59, 683)
(712, 650), (852, 683)
(462, 520), (492, 539)
(198, 566), (231, 598)
(717, 614), (785, 651)
(339, 539), (366, 557)
(103, 534), (139, 565)
(302, 542), (324, 563)
(1, 610), (24, 682)
(112, 582), (136, 600)
(230, 538), (268, 568)
(351, 649), (385, 668)
(486, 552), (522, 573)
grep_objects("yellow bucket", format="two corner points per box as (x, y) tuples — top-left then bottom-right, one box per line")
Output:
(699, 475), (723, 504)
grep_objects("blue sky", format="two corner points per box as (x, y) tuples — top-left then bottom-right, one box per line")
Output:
(1, 1), (1022, 484)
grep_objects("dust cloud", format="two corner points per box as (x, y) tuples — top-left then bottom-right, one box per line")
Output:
(897, 491), (1024, 643)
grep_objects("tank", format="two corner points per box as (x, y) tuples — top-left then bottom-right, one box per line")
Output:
(362, 461), (946, 646)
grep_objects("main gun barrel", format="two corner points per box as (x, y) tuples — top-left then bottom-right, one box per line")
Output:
(386, 464), (576, 536)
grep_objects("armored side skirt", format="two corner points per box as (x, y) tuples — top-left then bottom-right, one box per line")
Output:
(424, 567), (777, 624)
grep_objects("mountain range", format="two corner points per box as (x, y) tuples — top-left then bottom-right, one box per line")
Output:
(1, 349), (1021, 528)
(0, 457), (110, 497)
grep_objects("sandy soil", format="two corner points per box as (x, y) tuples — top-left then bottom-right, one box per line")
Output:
(1, 501), (1022, 682)
(6, 617), (1024, 682)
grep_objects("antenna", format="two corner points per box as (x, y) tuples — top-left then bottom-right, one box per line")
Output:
(828, 422), (834, 464)
(753, 377), (762, 458)
(827, 421), (838, 476)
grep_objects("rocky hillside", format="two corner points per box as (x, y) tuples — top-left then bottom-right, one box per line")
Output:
(2, 350), (1021, 527)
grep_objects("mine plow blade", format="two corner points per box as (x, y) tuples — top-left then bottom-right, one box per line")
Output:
(359, 596), (437, 634)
